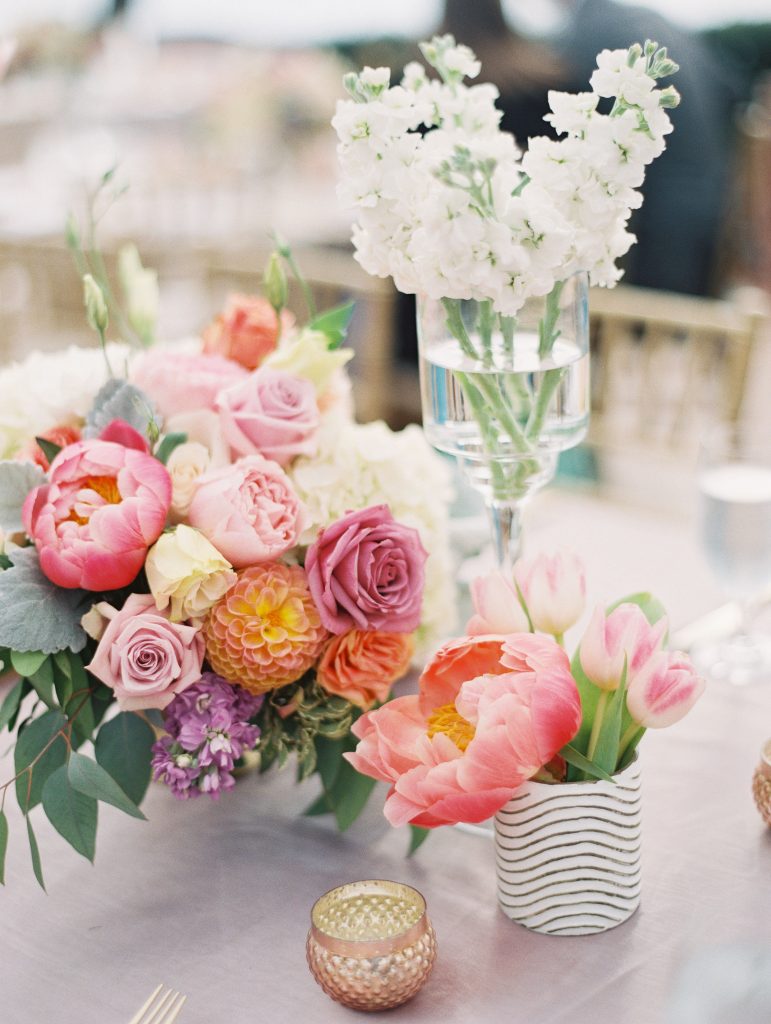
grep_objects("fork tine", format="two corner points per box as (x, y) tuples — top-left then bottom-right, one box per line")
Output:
(128, 985), (164, 1024)
(145, 989), (177, 1024)
(163, 994), (187, 1024)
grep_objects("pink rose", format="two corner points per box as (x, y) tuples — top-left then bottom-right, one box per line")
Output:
(202, 293), (292, 370)
(305, 504), (428, 635)
(131, 351), (247, 419)
(87, 594), (204, 711)
(216, 368), (320, 465)
(187, 455), (306, 568)
(22, 438), (171, 590)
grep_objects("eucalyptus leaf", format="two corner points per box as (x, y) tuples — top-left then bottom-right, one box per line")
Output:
(314, 736), (346, 792)
(28, 658), (56, 709)
(303, 792), (332, 817)
(68, 752), (146, 820)
(328, 761), (376, 832)
(0, 679), (25, 732)
(84, 379), (160, 440)
(408, 826), (430, 856)
(42, 765), (97, 862)
(10, 651), (47, 678)
(0, 461), (45, 532)
(26, 816), (45, 891)
(14, 711), (68, 812)
(67, 690), (96, 749)
(94, 713), (155, 806)
(0, 548), (90, 654)
(0, 810), (7, 884)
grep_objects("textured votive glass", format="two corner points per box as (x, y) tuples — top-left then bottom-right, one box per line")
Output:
(306, 879), (437, 1011)
(752, 738), (771, 826)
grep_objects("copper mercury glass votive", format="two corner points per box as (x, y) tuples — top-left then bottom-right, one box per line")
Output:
(306, 879), (437, 1011)
(752, 738), (771, 827)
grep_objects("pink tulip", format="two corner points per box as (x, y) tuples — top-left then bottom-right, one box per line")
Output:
(579, 603), (667, 691)
(22, 438), (171, 590)
(513, 550), (586, 636)
(467, 571), (529, 635)
(626, 650), (705, 728)
(346, 632), (581, 828)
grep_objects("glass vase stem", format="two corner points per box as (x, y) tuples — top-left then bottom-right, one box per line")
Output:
(485, 500), (524, 573)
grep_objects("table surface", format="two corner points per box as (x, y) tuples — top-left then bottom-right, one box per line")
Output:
(2, 486), (770, 1024)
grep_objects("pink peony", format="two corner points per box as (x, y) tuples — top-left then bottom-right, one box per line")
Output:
(626, 650), (705, 728)
(346, 632), (581, 828)
(580, 603), (668, 691)
(88, 594), (204, 711)
(131, 350), (247, 419)
(202, 293), (292, 370)
(216, 367), (320, 465)
(187, 455), (306, 569)
(22, 438), (172, 590)
(305, 504), (427, 635)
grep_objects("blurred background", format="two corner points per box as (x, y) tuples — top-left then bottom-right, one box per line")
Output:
(0, 0), (769, 433)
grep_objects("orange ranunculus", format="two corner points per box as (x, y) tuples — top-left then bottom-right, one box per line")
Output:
(317, 630), (415, 710)
(18, 425), (82, 471)
(202, 293), (294, 371)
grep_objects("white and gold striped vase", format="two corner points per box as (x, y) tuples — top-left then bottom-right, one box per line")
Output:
(494, 760), (642, 936)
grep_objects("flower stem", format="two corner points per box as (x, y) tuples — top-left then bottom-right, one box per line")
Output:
(586, 690), (609, 763)
(618, 722), (646, 767)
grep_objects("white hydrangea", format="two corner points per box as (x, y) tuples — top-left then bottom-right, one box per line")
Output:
(335, 35), (679, 309)
(289, 418), (457, 656)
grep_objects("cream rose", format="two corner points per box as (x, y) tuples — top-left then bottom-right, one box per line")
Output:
(145, 525), (236, 622)
(166, 442), (212, 519)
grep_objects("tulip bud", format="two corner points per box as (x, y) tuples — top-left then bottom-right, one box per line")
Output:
(467, 570), (529, 636)
(513, 550), (586, 637)
(83, 273), (108, 335)
(263, 251), (288, 315)
(626, 650), (705, 728)
(579, 603), (667, 691)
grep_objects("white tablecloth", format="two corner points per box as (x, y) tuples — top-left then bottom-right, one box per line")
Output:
(2, 488), (770, 1024)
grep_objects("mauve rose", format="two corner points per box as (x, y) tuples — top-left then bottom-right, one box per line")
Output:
(132, 350), (247, 419)
(187, 455), (307, 568)
(87, 593), (204, 711)
(216, 368), (320, 465)
(305, 504), (427, 635)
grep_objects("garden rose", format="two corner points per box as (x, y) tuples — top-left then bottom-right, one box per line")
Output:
(346, 632), (581, 828)
(317, 630), (415, 710)
(514, 550), (586, 636)
(132, 350), (247, 419)
(203, 293), (292, 370)
(166, 442), (212, 519)
(580, 603), (668, 691)
(87, 593), (205, 711)
(22, 438), (172, 590)
(216, 367), (320, 465)
(17, 424), (81, 471)
(188, 455), (306, 568)
(626, 650), (705, 728)
(305, 504), (427, 635)
(145, 525), (236, 622)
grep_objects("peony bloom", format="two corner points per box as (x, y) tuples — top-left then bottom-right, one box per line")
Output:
(579, 603), (668, 691)
(132, 350), (247, 419)
(22, 438), (172, 590)
(626, 650), (705, 728)
(17, 424), (81, 471)
(87, 593), (205, 711)
(263, 328), (354, 394)
(188, 455), (306, 569)
(202, 293), (292, 370)
(305, 504), (427, 635)
(317, 630), (415, 710)
(513, 550), (586, 636)
(216, 367), (320, 465)
(346, 632), (581, 828)
(145, 525), (237, 622)
(467, 571), (529, 635)
(204, 562), (328, 695)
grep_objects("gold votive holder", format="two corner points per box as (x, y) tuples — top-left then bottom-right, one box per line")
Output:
(752, 739), (771, 827)
(306, 879), (437, 1012)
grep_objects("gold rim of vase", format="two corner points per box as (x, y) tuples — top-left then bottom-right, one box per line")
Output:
(760, 739), (771, 779)
(309, 879), (429, 958)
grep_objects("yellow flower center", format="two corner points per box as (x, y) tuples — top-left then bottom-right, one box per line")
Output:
(67, 475), (122, 525)
(426, 703), (475, 752)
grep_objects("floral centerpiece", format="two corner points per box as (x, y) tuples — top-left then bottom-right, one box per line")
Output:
(0, 233), (454, 886)
(347, 552), (705, 933)
(334, 37), (681, 567)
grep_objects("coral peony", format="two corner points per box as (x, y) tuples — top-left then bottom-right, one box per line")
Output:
(22, 438), (171, 590)
(346, 632), (581, 828)
(132, 350), (247, 419)
(188, 455), (306, 569)
(305, 504), (427, 635)
(216, 367), (319, 465)
(204, 562), (328, 695)
(317, 629), (414, 710)
(87, 593), (205, 711)
(203, 293), (292, 370)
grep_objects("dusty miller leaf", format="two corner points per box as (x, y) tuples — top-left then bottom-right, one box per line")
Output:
(0, 461), (45, 532)
(0, 548), (90, 654)
(84, 379), (160, 440)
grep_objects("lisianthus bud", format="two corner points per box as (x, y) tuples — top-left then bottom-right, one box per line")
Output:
(263, 251), (288, 314)
(83, 273), (108, 334)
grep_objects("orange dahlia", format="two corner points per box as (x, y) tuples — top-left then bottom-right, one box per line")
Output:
(203, 562), (328, 695)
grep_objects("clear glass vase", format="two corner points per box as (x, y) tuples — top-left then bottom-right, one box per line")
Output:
(417, 274), (590, 569)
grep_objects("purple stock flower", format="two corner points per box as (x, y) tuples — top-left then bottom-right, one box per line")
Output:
(151, 672), (263, 800)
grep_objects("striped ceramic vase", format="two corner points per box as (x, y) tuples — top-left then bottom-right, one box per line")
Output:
(494, 760), (642, 936)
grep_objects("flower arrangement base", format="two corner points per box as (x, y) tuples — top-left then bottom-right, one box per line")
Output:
(494, 760), (642, 936)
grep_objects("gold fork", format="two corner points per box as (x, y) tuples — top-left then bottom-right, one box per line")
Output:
(128, 984), (187, 1024)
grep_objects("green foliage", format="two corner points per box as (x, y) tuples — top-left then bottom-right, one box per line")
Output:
(154, 432), (187, 465)
(303, 729), (376, 831)
(84, 379), (159, 443)
(0, 679), (28, 732)
(34, 437), (62, 466)
(68, 752), (146, 820)
(26, 816), (45, 891)
(0, 461), (46, 532)
(95, 712), (154, 806)
(0, 548), (90, 654)
(42, 765), (97, 862)
(560, 743), (615, 784)
(408, 826), (430, 856)
(310, 301), (356, 350)
(14, 711), (68, 812)
(0, 810), (7, 885)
